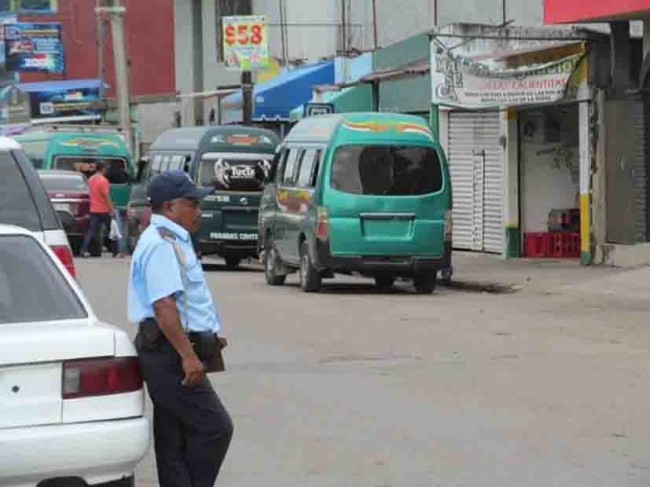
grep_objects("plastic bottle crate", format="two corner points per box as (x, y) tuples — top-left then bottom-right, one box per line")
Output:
(550, 232), (580, 258)
(523, 232), (552, 258)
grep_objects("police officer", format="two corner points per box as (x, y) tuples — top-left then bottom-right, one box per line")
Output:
(128, 170), (233, 487)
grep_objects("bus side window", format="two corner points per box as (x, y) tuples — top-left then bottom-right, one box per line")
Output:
(311, 149), (322, 187)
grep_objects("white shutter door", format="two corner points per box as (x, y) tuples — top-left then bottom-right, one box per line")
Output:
(448, 112), (476, 250)
(476, 112), (504, 254)
(448, 111), (503, 253)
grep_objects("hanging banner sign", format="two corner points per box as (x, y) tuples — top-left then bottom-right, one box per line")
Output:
(222, 15), (268, 71)
(431, 41), (586, 109)
(4, 22), (64, 73)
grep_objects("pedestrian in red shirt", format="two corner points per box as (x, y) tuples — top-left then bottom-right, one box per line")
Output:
(81, 161), (117, 257)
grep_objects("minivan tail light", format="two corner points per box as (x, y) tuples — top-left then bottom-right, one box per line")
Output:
(63, 357), (142, 400)
(444, 209), (453, 242)
(316, 206), (329, 240)
(51, 245), (76, 278)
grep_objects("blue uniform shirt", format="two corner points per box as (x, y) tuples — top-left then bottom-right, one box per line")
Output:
(127, 214), (221, 332)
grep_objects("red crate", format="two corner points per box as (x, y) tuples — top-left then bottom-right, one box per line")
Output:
(524, 232), (552, 258)
(550, 232), (580, 258)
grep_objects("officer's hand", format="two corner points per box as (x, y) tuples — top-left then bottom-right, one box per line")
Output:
(181, 354), (205, 387)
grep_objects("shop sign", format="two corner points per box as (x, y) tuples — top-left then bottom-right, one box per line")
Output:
(432, 41), (586, 109)
(4, 22), (64, 73)
(29, 85), (102, 119)
(222, 15), (268, 71)
(304, 102), (334, 117)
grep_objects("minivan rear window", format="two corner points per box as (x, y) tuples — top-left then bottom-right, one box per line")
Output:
(331, 145), (443, 196)
(198, 156), (273, 192)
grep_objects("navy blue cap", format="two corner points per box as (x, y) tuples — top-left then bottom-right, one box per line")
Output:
(147, 170), (213, 203)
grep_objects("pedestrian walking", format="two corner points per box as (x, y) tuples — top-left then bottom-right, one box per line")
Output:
(128, 170), (233, 487)
(80, 161), (117, 257)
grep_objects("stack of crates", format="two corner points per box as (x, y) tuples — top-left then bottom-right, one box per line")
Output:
(523, 209), (580, 258)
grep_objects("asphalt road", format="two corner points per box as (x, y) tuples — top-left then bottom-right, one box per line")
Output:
(77, 257), (650, 487)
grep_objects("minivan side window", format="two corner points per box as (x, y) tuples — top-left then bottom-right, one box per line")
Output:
(296, 149), (321, 188)
(270, 148), (287, 183)
(281, 148), (302, 185)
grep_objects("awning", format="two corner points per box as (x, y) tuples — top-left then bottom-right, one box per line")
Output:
(316, 59), (430, 92)
(221, 61), (335, 123)
(289, 84), (373, 122)
(17, 78), (106, 93)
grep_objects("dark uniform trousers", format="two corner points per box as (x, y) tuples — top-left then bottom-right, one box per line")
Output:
(137, 339), (234, 487)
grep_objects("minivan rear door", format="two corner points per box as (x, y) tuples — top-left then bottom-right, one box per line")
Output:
(326, 144), (448, 257)
(195, 152), (274, 244)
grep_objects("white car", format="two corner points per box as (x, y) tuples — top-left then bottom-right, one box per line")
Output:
(0, 225), (149, 487)
(0, 137), (75, 276)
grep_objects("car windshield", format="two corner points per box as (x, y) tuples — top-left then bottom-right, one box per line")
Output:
(331, 145), (444, 196)
(40, 173), (88, 192)
(198, 155), (273, 192)
(0, 235), (87, 324)
(54, 156), (130, 184)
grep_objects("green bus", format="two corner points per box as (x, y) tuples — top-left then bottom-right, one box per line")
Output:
(129, 126), (280, 267)
(13, 127), (135, 209)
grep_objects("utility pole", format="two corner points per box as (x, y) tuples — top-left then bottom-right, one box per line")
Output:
(96, 0), (133, 156)
(241, 70), (253, 126)
(371, 0), (378, 50)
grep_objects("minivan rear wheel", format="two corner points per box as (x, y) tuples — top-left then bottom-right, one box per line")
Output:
(374, 276), (395, 290)
(264, 238), (286, 286)
(413, 271), (437, 294)
(299, 241), (321, 292)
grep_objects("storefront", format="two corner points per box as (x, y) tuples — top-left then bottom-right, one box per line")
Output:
(432, 24), (591, 260)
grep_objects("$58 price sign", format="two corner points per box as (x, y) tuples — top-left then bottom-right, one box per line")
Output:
(224, 21), (264, 46)
(222, 15), (268, 70)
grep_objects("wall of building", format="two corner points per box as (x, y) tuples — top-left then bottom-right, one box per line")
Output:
(20, 0), (175, 97)
(253, 0), (342, 63)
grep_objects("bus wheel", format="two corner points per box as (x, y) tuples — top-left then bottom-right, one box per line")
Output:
(224, 256), (241, 269)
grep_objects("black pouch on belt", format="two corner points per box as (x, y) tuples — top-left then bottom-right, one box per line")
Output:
(136, 318), (162, 352)
(189, 332), (226, 373)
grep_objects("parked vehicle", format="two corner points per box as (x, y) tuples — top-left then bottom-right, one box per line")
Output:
(39, 170), (91, 256)
(129, 126), (279, 267)
(13, 125), (136, 211)
(0, 137), (75, 276)
(0, 224), (149, 487)
(258, 113), (452, 294)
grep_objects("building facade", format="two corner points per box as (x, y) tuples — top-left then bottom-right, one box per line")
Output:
(15, 0), (177, 148)
(545, 0), (650, 266)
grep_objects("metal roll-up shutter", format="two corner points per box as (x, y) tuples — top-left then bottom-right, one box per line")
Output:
(448, 112), (476, 250)
(477, 112), (504, 253)
(448, 111), (503, 253)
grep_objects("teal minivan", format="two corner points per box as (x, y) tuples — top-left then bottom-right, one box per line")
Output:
(258, 112), (452, 294)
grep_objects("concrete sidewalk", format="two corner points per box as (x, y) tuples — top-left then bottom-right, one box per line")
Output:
(448, 251), (625, 294)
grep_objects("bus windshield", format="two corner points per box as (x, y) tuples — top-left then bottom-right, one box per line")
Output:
(198, 154), (273, 192)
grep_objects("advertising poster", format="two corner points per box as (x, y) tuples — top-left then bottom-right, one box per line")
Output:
(4, 22), (64, 73)
(431, 40), (587, 109)
(29, 85), (102, 120)
(222, 15), (268, 71)
(0, 1), (57, 14)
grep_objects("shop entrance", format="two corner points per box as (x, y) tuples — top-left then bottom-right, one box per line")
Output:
(520, 105), (581, 258)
